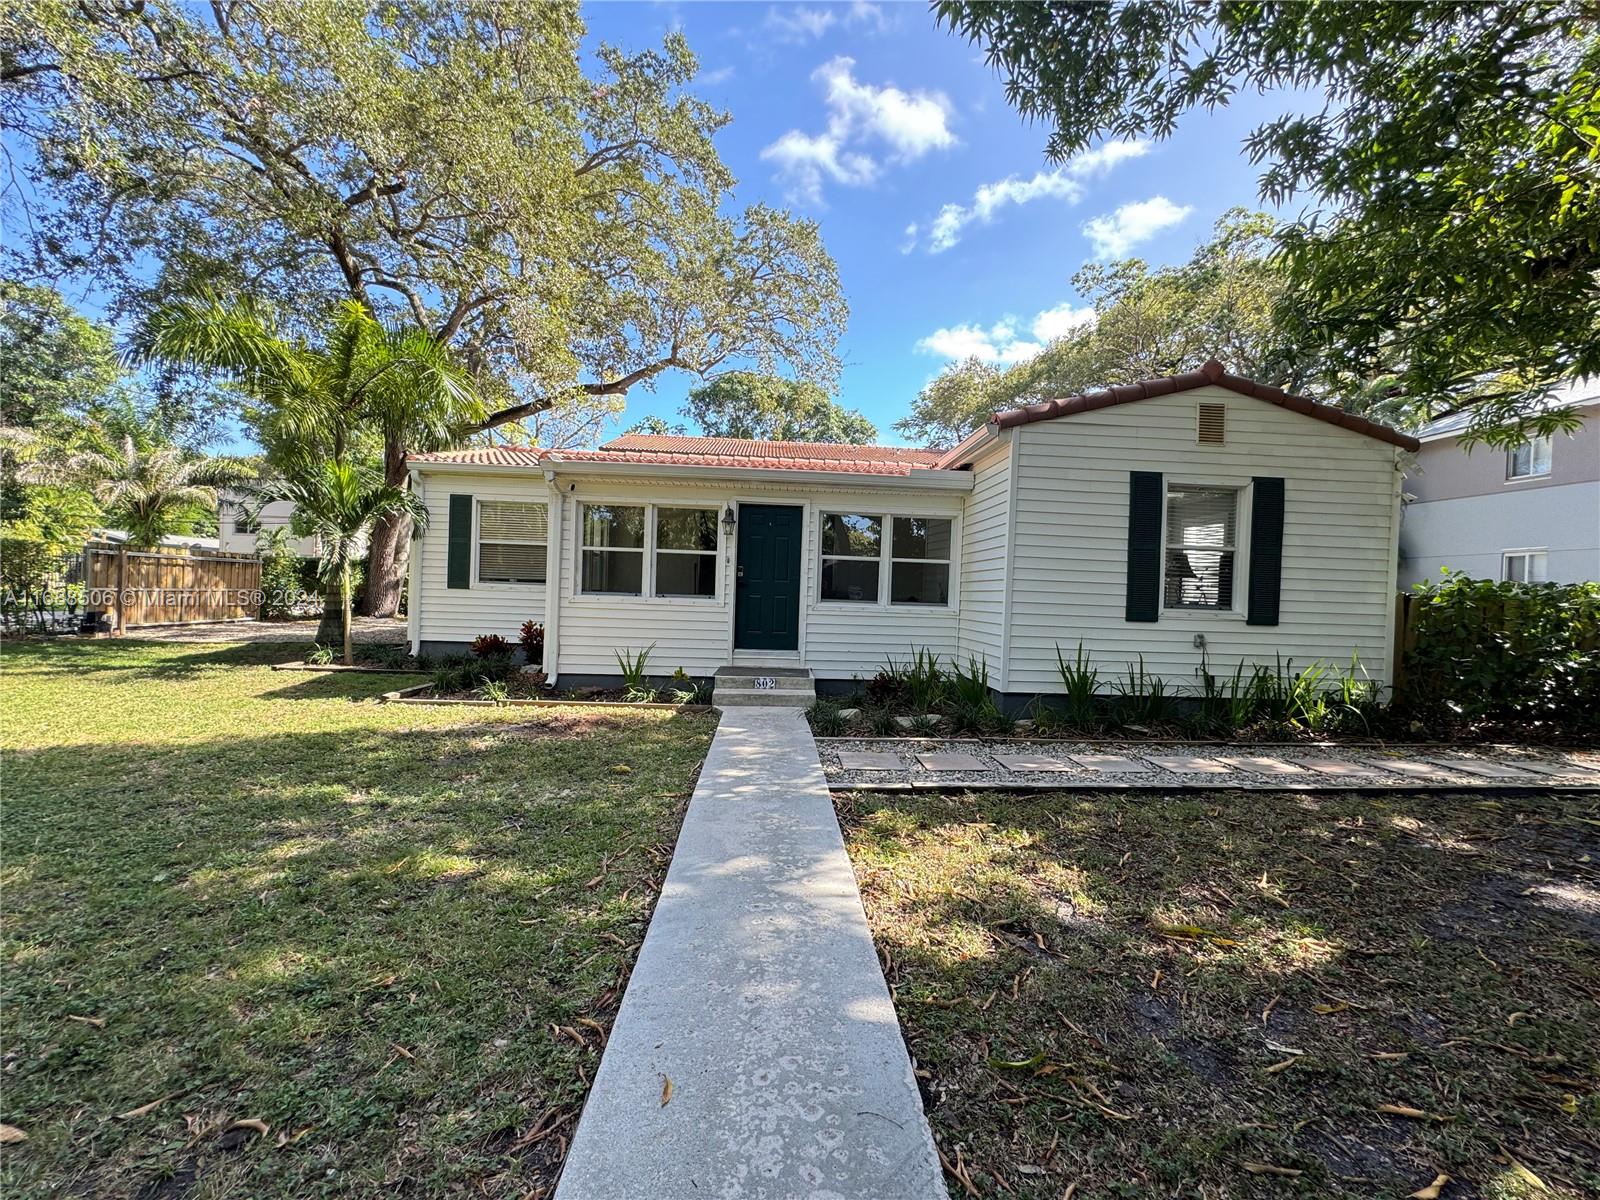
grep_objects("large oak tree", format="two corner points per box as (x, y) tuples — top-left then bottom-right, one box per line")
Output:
(2, 0), (845, 613)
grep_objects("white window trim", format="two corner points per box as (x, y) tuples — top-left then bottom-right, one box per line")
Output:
(474, 499), (549, 588)
(574, 500), (722, 603)
(1501, 547), (1549, 583)
(814, 510), (958, 610)
(1505, 436), (1553, 482)
(1158, 482), (1250, 618)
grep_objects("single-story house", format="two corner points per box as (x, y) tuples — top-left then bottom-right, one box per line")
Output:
(1399, 378), (1599, 588)
(217, 488), (323, 558)
(406, 361), (1420, 707)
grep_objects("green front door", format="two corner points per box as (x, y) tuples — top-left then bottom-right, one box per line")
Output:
(734, 504), (802, 651)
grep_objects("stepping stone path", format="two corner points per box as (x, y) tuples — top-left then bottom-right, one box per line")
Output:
(836, 751), (903, 771)
(1070, 753), (1155, 773)
(916, 751), (986, 771)
(1146, 755), (1233, 774)
(1428, 757), (1541, 779)
(992, 754), (1075, 772)
(1290, 758), (1388, 777)
(1216, 756), (1306, 775)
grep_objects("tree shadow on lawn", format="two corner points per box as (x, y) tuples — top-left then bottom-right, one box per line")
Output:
(3, 637), (308, 680)
(838, 787), (1600, 1200)
(2, 711), (714, 1200)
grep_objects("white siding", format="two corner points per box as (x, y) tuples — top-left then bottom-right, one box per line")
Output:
(1005, 384), (1402, 692)
(955, 439), (1013, 680)
(412, 471), (550, 646)
(218, 492), (319, 557)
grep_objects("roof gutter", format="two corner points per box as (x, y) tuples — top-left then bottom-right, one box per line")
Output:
(935, 421), (1004, 469)
(535, 457), (975, 491)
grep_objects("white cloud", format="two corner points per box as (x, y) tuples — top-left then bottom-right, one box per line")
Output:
(1082, 195), (1193, 258)
(700, 65), (735, 85)
(766, 5), (837, 41)
(762, 57), (956, 202)
(846, 1), (894, 33)
(916, 302), (1098, 366)
(913, 139), (1151, 253)
(1031, 302), (1097, 341)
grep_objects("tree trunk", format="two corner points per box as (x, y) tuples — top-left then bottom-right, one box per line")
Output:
(314, 584), (342, 645)
(359, 437), (410, 618)
(341, 561), (354, 666)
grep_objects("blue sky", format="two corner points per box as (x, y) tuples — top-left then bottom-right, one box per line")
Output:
(584, 1), (1296, 444)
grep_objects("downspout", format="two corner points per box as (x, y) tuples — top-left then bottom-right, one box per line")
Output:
(542, 468), (562, 684)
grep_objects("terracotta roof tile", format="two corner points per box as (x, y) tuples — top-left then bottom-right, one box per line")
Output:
(410, 436), (945, 475)
(600, 434), (944, 465)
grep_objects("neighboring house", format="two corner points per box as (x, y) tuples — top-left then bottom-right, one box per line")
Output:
(217, 489), (321, 558)
(92, 529), (221, 553)
(406, 361), (1418, 705)
(1399, 379), (1600, 589)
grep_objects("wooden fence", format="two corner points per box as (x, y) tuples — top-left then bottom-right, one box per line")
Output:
(86, 547), (262, 627)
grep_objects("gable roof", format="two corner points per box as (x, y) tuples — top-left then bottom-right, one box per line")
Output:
(408, 436), (946, 477)
(941, 359), (1420, 465)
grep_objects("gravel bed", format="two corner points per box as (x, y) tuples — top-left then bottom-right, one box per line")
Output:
(816, 737), (1600, 792)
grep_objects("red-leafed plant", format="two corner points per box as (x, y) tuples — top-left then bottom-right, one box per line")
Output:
(518, 620), (545, 665)
(471, 633), (511, 659)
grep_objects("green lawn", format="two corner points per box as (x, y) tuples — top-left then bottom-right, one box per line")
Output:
(840, 787), (1600, 1200)
(1, 638), (715, 1199)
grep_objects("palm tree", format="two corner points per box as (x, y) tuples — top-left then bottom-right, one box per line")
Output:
(60, 433), (248, 633)
(275, 462), (427, 664)
(134, 296), (481, 617)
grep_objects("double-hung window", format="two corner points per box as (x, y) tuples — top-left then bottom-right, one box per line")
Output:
(579, 503), (720, 598)
(818, 512), (952, 606)
(477, 500), (548, 583)
(231, 502), (260, 536)
(1163, 487), (1238, 610)
(581, 504), (646, 594)
(1507, 435), (1553, 480)
(654, 507), (718, 597)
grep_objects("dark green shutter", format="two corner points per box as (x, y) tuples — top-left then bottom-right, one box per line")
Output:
(1125, 471), (1163, 622)
(1246, 477), (1285, 626)
(446, 494), (473, 589)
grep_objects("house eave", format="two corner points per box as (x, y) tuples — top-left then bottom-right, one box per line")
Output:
(534, 458), (975, 491)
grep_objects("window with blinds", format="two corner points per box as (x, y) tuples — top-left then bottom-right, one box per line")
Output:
(477, 500), (548, 584)
(1163, 487), (1237, 610)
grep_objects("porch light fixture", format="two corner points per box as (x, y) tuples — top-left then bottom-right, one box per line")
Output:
(721, 505), (737, 536)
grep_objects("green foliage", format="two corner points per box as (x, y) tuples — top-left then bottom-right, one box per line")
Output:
(471, 634), (512, 659)
(256, 528), (305, 620)
(902, 647), (947, 713)
(1053, 642), (1100, 730)
(52, 431), (248, 550)
(867, 706), (901, 737)
(806, 698), (846, 737)
(1110, 655), (1174, 726)
(478, 679), (511, 706)
(6, 3), (844, 440)
(935, 1), (1599, 442)
(678, 372), (875, 443)
(947, 655), (1004, 734)
(614, 644), (656, 695)
(307, 643), (337, 666)
(1402, 571), (1600, 728)
(896, 212), (1287, 445)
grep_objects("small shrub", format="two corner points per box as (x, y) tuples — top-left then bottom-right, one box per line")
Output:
(369, 645), (406, 670)
(807, 698), (846, 736)
(432, 665), (463, 694)
(479, 679), (510, 705)
(472, 633), (512, 658)
(306, 643), (336, 666)
(908, 713), (942, 737)
(1111, 655), (1173, 725)
(667, 677), (713, 706)
(624, 684), (659, 703)
(1054, 641), (1100, 729)
(867, 706), (901, 736)
(947, 656), (1003, 733)
(469, 653), (517, 685)
(615, 644), (656, 693)
(865, 667), (908, 708)
(518, 620), (545, 665)
(904, 647), (946, 712)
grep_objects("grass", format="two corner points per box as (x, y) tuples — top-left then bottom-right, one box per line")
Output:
(839, 787), (1600, 1199)
(1, 638), (716, 1199)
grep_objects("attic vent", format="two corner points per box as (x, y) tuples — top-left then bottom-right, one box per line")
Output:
(1196, 402), (1226, 445)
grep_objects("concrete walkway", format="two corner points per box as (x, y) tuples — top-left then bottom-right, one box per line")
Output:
(555, 708), (947, 1200)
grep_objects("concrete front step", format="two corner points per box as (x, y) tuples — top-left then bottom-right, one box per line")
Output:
(713, 686), (816, 708)
(712, 664), (816, 708)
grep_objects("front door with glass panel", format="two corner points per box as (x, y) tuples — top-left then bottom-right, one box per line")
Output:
(734, 504), (802, 650)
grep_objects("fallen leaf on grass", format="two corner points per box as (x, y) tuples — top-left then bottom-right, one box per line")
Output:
(1506, 1011), (1529, 1027)
(989, 1051), (1047, 1072)
(1370, 1051), (1409, 1061)
(66, 1014), (106, 1029)
(1312, 1001), (1349, 1015)
(1242, 1162), (1302, 1178)
(1151, 922), (1239, 946)
(116, 1093), (179, 1120)
(1409, 1174), (1451, 1199)
(660, 1076), (673, 1107)
(1377, 1103), (1446, 1121)
(0, 1124), (27, 1144)
(1263, 1057), (1301, 1075)
(227, 1118), (270, 1137)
